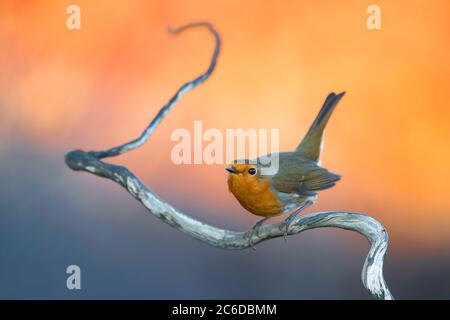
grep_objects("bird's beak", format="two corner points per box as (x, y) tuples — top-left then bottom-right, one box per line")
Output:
(226, 167), (238, 174)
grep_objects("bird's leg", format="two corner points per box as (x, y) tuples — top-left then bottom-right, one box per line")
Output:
(247, 216), (271, 250)
(282, 200), (313, 241)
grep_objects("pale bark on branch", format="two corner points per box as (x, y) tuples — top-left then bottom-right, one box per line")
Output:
(65, 22), (394, 300)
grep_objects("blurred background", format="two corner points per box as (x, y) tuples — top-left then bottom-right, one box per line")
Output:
(1, 0), (450, 299)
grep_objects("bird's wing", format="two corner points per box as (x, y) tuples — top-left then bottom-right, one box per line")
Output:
(271, 157), (341, 195)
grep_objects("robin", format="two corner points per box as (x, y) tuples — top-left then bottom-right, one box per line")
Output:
(226, 92), (345, 245)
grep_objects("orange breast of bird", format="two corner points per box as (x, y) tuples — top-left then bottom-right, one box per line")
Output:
(227, 169), (283, 217)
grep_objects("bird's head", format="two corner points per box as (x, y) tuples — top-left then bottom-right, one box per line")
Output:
(225, 161), (278, 213)
(226, 162), (258, 177)
(225, 161), (269, 193)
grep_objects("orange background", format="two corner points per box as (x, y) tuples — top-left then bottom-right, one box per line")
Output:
(1, 0), (449, 251)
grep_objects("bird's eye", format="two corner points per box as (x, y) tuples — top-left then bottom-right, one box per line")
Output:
(248, 168), (257, 175)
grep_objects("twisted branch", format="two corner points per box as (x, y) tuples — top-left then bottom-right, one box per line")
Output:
(65, 22), (393, 300)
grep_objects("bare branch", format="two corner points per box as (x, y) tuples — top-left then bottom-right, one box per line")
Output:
(65, 22), (393, 300)
(92, 22), (220, 159)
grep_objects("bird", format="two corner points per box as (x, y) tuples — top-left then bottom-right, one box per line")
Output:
(226, 92), (345, 246)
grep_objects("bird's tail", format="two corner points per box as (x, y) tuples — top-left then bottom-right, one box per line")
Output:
(295, 92), (345, 162)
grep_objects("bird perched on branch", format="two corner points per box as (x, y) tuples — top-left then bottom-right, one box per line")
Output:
(226, 92), (345, 246)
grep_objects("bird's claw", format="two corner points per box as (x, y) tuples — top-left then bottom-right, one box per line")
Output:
(283, 221), (290, 242)
(246, 229), (258, 250)
(281, 201), (313, 243)
(246, 217), (270, 250)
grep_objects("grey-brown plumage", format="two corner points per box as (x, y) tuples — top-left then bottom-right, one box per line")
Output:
(270, 152), (340, 200)
(262, 92), (345, 211)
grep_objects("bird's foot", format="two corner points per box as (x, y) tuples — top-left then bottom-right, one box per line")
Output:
(246, 217), (270, 250)
(282, 200), (314, 242)
(246, 225), (261, 250)
(247, 229), (257, 250)
(282, 220), (291, 242)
